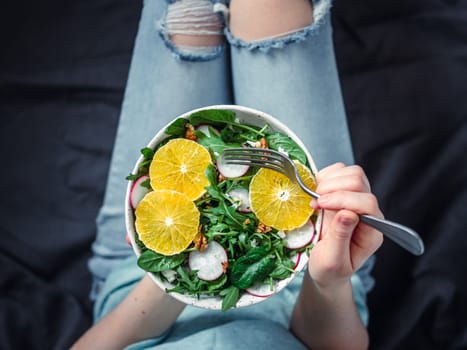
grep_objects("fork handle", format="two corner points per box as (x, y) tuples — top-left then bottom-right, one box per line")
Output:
(300, 185), (424, 255)
(359, 214), (424, 256)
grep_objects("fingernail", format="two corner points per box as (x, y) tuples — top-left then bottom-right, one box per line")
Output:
(317, 195), (329, 205)
(310, 198), (320, 209)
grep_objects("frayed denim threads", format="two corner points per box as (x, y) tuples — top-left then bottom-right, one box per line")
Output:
(224, 0), (331, 53)
(159, 0), (227, 61)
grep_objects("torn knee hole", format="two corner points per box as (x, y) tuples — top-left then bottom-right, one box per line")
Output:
(229, 0), (313, 42)
(165, 0), (225, 47)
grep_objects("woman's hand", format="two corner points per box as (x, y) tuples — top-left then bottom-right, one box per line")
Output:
(308, 163), (384, 289)
(291, 163), (383, 349)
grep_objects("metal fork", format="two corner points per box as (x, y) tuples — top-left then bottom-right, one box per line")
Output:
(221, 147), (425, 256)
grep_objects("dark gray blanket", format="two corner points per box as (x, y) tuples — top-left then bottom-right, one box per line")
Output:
(1, 1), (466, 349)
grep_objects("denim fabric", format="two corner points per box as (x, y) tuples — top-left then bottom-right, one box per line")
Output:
(88, 0), (372, 307)
(94, 256), (369, 349)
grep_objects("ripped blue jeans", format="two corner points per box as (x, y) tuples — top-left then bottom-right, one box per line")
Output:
(88, 0), (374, 300)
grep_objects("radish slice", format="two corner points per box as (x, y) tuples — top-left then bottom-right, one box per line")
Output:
(217, 156), (249, 178)
(283, 220), (315, 249)
(291, 252), (301, 269)
(246, 281), (276, 298)
(130, 175), (150, 209)
(196, 124), (220, 137)
(125, 234), (132, 246)
(188, 241), (228, 281)
(227, 187), (251, 212)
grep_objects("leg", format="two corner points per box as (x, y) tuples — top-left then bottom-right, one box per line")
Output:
(227, 0), (373, 294)
(88, 0), (231, 299)
(227, 0), (354, 169)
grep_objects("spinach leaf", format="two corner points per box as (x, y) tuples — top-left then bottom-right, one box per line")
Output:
(266, 133), (308, 164)
(189, 109), (265, 138)
(137, 250), (186, 273)
(188, 109), (236, 126)
(230, 246), (276, 289)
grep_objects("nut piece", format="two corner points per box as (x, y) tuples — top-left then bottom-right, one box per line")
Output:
(185, 123), (197, 141)
(256, 222), (272, 234)
(194, 233), (208, 252)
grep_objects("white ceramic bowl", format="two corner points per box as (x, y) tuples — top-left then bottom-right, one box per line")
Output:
(125, 104), (322, 310)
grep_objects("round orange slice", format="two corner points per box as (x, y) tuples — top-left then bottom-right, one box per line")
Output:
(249, 161), (316, 231)
(149, 138), (212, 201)
(135, 190), (200, 255)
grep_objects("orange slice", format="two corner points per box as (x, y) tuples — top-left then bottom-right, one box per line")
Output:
(149, 138), (211, 201)
(249, 161), (316, 231)
(135, 190), (200, 255)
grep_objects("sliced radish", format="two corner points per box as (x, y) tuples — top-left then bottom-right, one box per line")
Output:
(246, 281), (276, 298)
(130, 175), (151, 209)
(227, 187), (251, 212)
(125, 233), (132, 246)
(291, 252), (302, 269)
(283, 220), (315, 249)
(188, 241), (228, 281)
(217, 156), (249, 178)
(196, 124), (220, 137)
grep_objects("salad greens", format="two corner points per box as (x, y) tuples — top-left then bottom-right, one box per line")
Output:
(128, 108), (315, 311)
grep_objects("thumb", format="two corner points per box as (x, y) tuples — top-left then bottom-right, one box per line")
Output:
(325, 210), (359, 262)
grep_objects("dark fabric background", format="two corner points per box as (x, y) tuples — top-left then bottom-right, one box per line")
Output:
(1, 1), (466, 349)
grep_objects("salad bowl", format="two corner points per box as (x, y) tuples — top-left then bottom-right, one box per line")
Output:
(125, 104), (322, 310)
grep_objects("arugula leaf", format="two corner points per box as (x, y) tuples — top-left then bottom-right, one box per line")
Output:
(195, 130), (230, 156)
(269, 258), (295, 280)
(137, 250), (186, 273)
(165, 117), (188, 137)
(140, 147), (155, 160)
(220, 285), (240, 311)
(266, 133), (307, 164)
(125, 147), (155, 180)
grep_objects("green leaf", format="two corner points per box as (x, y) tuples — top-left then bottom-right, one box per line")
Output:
(195, 130), (231, 156)
(188, 109), (236, 126)
(269, 258), (295, 280)
(137, 250), (186, 273)
(220, 285), (240, 311)
(230, 246), (276, 289)
(140, 178), (151, 189)
(206, 274), (228, 292)
(165, 118), (187, 137)
(266, 133), (308, 164)
(126, 173), (139, 181)
(140, 147), (155, 160)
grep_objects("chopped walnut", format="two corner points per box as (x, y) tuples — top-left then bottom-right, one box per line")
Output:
(217, 172), (226, 182)
(256, 222), (273, 233)
(258, 137), (268, 149)
(194, 233), (208, 252)
(185, 123), (197, 141)
(221, 261), (229, 273)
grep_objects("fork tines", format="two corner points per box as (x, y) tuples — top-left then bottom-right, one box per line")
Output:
(221, 148), (287, 174)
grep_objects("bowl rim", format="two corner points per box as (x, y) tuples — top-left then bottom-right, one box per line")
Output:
(125, 104), (322, 309)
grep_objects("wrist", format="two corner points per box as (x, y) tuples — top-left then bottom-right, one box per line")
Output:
(306, 271), (353, 301)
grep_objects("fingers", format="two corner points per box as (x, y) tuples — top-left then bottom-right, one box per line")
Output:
(315, 163), (380, 217)
(324, 210), (360, 263)
(317, 191), (383, 218)
(317, 163), (371, 194)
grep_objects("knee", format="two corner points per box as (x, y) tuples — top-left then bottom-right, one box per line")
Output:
(229, 0), (313, 41)
(163, 0), (225, 47)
